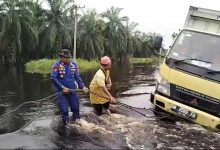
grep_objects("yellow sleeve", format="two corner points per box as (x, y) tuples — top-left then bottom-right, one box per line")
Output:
(96, 75), (105, 87)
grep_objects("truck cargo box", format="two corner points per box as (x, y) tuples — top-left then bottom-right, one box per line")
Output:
(184, 6), (220, 33)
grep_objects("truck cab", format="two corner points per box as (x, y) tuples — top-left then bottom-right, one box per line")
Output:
(151, 6), (220, 129)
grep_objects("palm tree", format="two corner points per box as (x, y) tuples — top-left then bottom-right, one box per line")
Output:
(142, 35), (154, 57)
(0, 0), (38, 64)
(125, 20), (143, 59)
(77, 9), (105, 60)
(132, 32), (155, 57)
(17, 0), (49, 60)
(37, 0), (74, 57)
(138, 33), (155, 57)
(130, 31), (143, 56)
(101, 7), (128, 61)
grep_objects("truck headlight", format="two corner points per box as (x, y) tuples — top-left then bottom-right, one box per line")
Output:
(156, 77), (170, 96)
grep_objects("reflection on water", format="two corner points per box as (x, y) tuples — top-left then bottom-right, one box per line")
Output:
(0, 63), (220, 149)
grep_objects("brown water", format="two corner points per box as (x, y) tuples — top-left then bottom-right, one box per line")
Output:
(0, 63), (220, 149)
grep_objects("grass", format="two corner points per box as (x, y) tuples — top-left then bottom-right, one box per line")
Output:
(129, 57), (161, 65)
(25, 57), (161, 74)
(25, 58), (99, 74)
(76, 58), (100, 72)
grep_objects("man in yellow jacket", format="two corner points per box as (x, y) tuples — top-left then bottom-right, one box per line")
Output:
(90, 56), (116, 115)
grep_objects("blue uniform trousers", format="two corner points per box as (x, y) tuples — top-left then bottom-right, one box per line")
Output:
(56, 92), (80, 125)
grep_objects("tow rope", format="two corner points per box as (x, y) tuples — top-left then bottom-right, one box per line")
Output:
(0, 88), (170, 134)
(88, 89), (171, 119)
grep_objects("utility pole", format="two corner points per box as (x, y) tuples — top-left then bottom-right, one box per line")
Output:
(72, 5), (85, 61)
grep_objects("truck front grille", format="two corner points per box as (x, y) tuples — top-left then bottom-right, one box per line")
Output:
(170, 84), (220, 117)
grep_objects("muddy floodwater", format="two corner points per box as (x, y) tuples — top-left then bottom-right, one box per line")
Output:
(0, 63), (220, 149)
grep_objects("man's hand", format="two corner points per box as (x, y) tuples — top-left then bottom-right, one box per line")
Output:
(62, 87), (70, 94)
(106, 83), (112, 90)
(110, 96), (117, 104)
(83, 87), (89, 93)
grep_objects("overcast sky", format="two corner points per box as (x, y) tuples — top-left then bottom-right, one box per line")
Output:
(76, 0), (220, 47)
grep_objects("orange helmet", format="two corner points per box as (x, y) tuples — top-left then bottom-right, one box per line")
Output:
(100, 56), (111, 65)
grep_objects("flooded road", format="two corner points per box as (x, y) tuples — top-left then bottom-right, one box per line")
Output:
(0, 64), (220, 149)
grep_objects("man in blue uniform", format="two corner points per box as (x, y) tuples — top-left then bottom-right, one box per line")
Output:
(51, 49), (88, 126)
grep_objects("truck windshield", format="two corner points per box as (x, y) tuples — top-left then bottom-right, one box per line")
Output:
(168, 30), (220, 71)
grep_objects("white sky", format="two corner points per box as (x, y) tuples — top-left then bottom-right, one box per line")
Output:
(76, 0), (220, 48)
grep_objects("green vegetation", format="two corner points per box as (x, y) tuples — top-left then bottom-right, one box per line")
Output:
(25, 58), (99, 74)
(129, 57), (160, 65)
(76, 59), (100, 72)
(25, 57), (160, 74)
(0, 0), (161, 66)
(25, 59), (57, 74)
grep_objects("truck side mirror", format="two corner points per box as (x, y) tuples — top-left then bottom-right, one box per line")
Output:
(154, 36), (163, 50)
(153, 36), (167, 57)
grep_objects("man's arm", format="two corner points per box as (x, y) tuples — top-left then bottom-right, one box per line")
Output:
(96, 73), (115, 102)
(106, 76), (112, 89)
(105, 70), (112, 89)
(50, 63), (64, 90)
(101, 86), (116, 103)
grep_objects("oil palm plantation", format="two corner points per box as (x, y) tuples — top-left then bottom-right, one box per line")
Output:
(125, 21), (143, 59)
(77, 9), (105, 60)
(0, 1), (157, 65)
(130, 32), (143, 57)
(37, 0), (74, 58)
(101, 7), (128, 61)
(0, 0), (38, 64)
(133, 32), (155, 57)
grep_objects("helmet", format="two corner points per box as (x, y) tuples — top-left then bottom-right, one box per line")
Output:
(59, 49), (72, 58)
(100, 56), (111, 65)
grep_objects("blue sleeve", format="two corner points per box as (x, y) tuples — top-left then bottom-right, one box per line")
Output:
(74, 63), (85, 89)
(50, 63), (63, 90)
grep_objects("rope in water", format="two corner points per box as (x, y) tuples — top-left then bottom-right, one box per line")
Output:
(0, 92), (62, 118)
(0, 88), (170, 135)
(0, 92), (62, 135)
(0, 89), (84, 119)
(89, 90), (171, 119)
(16, 93), (62, 133)
(117, 102), (171, 119)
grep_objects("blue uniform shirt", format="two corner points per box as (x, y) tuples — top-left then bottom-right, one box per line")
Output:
(51, 60), (85, 92)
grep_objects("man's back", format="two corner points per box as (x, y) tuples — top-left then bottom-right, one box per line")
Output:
(90, 69), (109, 104)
